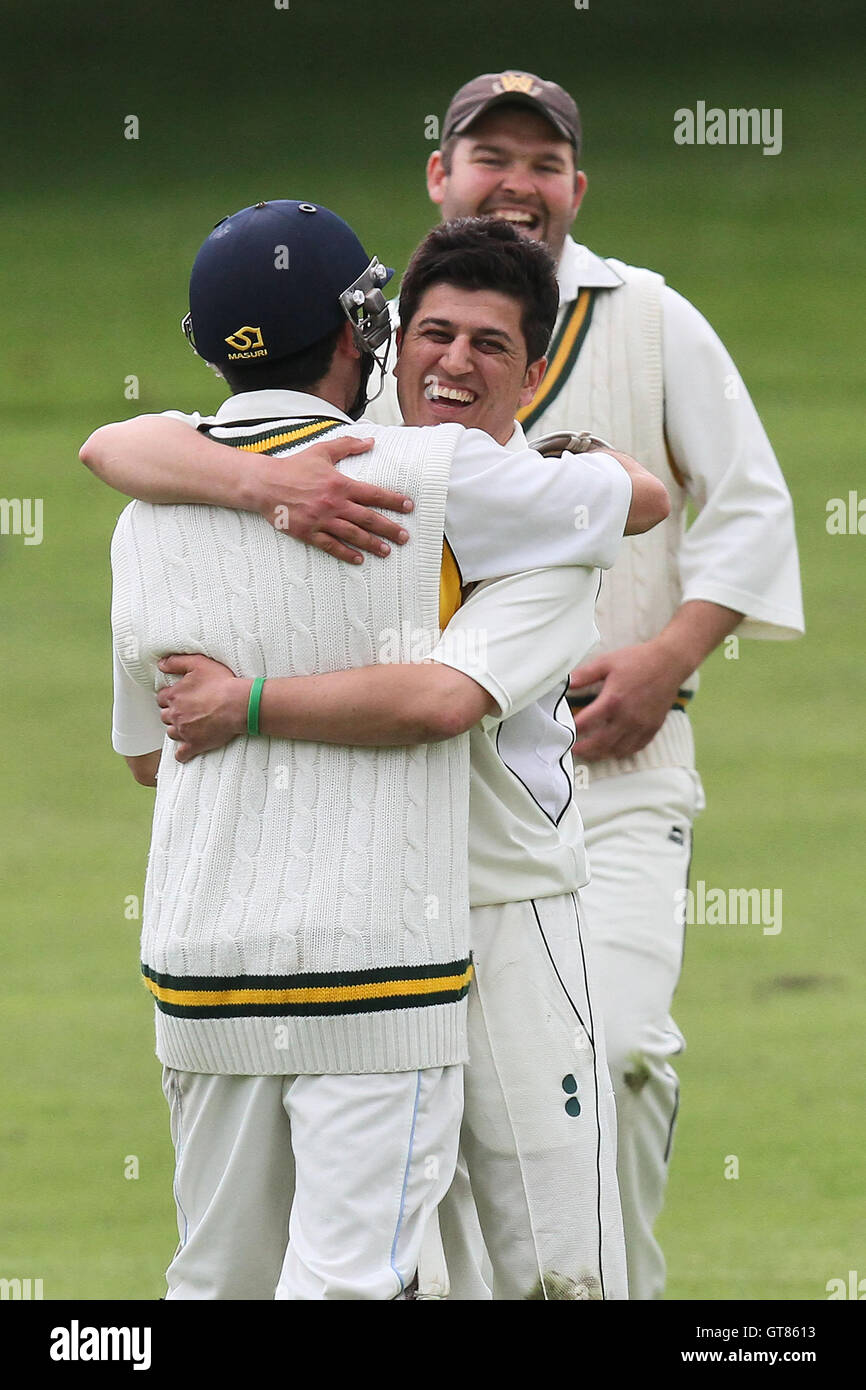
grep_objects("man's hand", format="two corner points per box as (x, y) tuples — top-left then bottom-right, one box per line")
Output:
(157, 655), (250, 762)
(80, 417), (415, 564)
(569, 639), (687, 762)
(251, 436), (414, 563)
(569, 601), (743, 762)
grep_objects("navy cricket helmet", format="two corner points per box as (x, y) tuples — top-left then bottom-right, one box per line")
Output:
(182, 200), (393, 368)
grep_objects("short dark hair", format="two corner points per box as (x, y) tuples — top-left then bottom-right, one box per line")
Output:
(219, 322), (344, 395)
(398, 217), (559, 365)
(439, 135), (460, 175)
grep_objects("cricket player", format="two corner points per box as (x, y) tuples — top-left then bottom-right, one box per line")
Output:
(374, 70), (803, 1298)
(90, 204), (667, 1299)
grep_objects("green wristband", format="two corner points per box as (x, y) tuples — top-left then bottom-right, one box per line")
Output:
(247, 677), (265, 736)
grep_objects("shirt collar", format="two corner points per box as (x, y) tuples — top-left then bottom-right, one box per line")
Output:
(556, 236), (624, 303)
(504, 420), (528, 452)
(211, 389), (355, 425)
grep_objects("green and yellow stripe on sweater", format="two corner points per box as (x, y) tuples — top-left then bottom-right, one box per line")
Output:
(142, 958), (474, 1019)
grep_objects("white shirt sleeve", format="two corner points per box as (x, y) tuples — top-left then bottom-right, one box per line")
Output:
(445, 429), (632, 582)
(110, 507), (165, 756)
(111, 646), (166, 755)
(428, 565), (601, 728)
(663, 286), (805, 639)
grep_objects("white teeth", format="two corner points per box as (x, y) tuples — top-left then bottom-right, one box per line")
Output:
(494, 209), (536, 224)
(432, 386), (476, 403)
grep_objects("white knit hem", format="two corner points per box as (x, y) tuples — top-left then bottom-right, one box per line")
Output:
(153, 1001), (469, 1076)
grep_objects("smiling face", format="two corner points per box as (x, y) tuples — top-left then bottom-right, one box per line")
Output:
(427, 106), (587, 263)
(394, 281), (546, 445)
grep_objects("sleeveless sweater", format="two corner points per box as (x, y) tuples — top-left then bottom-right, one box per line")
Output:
(110, 417), (472, 1075)
(528, 258), (697, 781)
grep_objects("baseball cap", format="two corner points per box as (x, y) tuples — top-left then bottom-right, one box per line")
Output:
(184, 200), (393, 367)
(442, 71), (581, 157)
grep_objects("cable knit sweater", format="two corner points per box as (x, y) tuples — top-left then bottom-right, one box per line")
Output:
(110, 413), (472, 1076)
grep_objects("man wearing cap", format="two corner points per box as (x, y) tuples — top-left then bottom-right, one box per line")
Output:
(93, 203), (668, 1299)
(365, 70), (801, 1299)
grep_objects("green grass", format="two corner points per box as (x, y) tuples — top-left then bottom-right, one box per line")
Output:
(1, 15), (864, 1300)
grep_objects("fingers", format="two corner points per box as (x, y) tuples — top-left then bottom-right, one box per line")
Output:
(321, 436), (375, 462)
(346, 479), (414, 516)
(306, 508), (412, 564)
(569, 657), (609, 691)
(329, 514), (409, 556)
(342, 499), (411, 544)
(572, 690), (619, 735)
(309, 531), (365, 565)
(571, 735), (611, 763)
(158, 653), (203, 679)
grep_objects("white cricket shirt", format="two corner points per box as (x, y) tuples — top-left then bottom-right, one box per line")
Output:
(430, 421), (602, 906)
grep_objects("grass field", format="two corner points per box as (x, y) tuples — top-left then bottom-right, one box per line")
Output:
(1, 6), (864, 1300)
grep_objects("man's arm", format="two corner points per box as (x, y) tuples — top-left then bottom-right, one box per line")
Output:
(81, 415), (414, 564)
(156, 654), (496, 761)
(443, 432), (665, 585)
(124, 751), (161, 786)
(156, 563), (600, 762)
(83, 415), (667, 576)
(594, 448), (669, 535)
(663, 286), (804, 640)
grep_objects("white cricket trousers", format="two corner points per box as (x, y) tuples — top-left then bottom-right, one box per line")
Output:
(160, 1064), (463, 1300)
(432, 892), (628, 1300)
(578, 765), (704, 1301)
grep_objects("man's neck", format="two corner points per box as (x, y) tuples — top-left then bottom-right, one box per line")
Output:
(309, 366), (358, 417)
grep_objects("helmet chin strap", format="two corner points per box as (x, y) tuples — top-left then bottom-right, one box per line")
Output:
(352, 343), (390, 417)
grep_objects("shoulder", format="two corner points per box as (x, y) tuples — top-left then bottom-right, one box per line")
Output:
(602, 256), (667, 296)
(370, 421), (467, 451)
(594, 256), (727, 349)
(154, 408), (207, 428)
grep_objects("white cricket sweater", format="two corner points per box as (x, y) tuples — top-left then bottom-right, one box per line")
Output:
(538, 254), (696, 782)
(110, 407), (472, 1076)
(525, 240), (804, 782)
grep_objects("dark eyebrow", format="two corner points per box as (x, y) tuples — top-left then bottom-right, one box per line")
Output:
(416, 316), (515, 344)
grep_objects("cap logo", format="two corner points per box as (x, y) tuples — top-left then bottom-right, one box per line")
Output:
(495, 72), (540, 96)
(225, 325), (267, 359)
